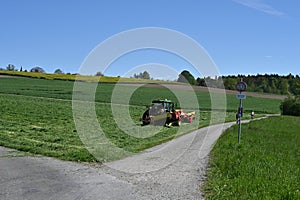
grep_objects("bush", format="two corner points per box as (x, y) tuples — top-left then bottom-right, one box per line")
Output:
(280, 96), (300, 116)
(54, 69), (64, 74)
(30, 66), (45, 73)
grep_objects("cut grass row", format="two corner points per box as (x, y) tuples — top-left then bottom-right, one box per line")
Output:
(203, 116), (300, 199)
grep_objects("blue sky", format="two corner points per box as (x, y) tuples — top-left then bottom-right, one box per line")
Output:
(0, 0), (299, 79)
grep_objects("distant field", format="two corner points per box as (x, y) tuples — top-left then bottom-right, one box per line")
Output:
(204, 116), (300, 199)
(0, 70), (176, 83)
(0, 76), (282, 162)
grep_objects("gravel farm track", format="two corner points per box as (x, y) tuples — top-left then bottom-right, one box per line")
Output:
(0, 122), (238, 200)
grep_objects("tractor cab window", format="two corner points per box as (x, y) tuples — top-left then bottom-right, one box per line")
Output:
(162, 102), (174, 112)
(150, 103), (165, 115)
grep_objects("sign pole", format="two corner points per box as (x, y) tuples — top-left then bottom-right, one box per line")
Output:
(238, 91), (242, 144)
(236, 78), (247, 144)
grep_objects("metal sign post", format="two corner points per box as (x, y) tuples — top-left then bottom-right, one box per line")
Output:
(236, 79), (247, 144)
(238, 93), (242, 143)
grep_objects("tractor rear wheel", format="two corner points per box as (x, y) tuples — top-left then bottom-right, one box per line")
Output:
(172, 120), (181, 126)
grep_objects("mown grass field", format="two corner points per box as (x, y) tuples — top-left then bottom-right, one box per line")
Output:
(204, 116), (300, 200)
(0, 76), (282, 162)
(0, 76), (281, 113)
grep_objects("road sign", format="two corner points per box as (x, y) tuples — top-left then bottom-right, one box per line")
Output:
(236, 79), (247, 144)
(236, 94), (247, 99)
(236, 81), (247, 92)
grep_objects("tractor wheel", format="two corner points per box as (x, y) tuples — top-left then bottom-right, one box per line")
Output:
(142, 120), (150, 126)
(173, 120), (181, 126)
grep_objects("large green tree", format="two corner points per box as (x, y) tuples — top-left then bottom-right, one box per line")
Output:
(177, 70), (196, 85)
(95, 71), (104, 76)
(54, 69), (64, 74)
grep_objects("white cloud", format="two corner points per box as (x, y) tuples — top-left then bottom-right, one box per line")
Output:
(232, 0), (285, 16)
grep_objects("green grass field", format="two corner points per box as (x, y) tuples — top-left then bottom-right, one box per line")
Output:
(0, 76), (282, 162)
(0, 77), (281, 112)
(203, 116), (300, 199)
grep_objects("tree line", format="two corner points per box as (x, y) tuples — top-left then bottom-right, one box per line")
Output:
(177, 70), (300, 96)
(0, 64), (101, 76)
(177, 70), (300, 116)
(1, 64), (155, 79)
(0, 64), (65, 74)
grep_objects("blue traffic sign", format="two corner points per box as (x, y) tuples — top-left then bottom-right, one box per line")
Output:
(236, 94), (247, 99)
(236, 81), (247, 92)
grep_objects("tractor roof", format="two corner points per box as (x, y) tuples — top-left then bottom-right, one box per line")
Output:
(151, 99), (173, 104)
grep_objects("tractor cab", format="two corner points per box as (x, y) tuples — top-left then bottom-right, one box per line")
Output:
(151, 99), (174, 114)
(141, 99), (176, 126)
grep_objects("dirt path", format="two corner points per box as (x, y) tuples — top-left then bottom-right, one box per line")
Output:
(0, 121), (240, 200)
(0, 148), (139, 200)
(0, 75), (20, 78)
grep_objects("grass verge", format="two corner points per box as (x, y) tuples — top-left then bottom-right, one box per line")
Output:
(203, 116), (300, 199)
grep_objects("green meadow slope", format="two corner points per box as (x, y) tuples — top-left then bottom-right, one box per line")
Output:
(0, 76), (282, 162)
(204, 116), (300, 199)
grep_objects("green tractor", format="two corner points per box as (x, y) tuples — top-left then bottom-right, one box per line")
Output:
(141, 99), (195, 126)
